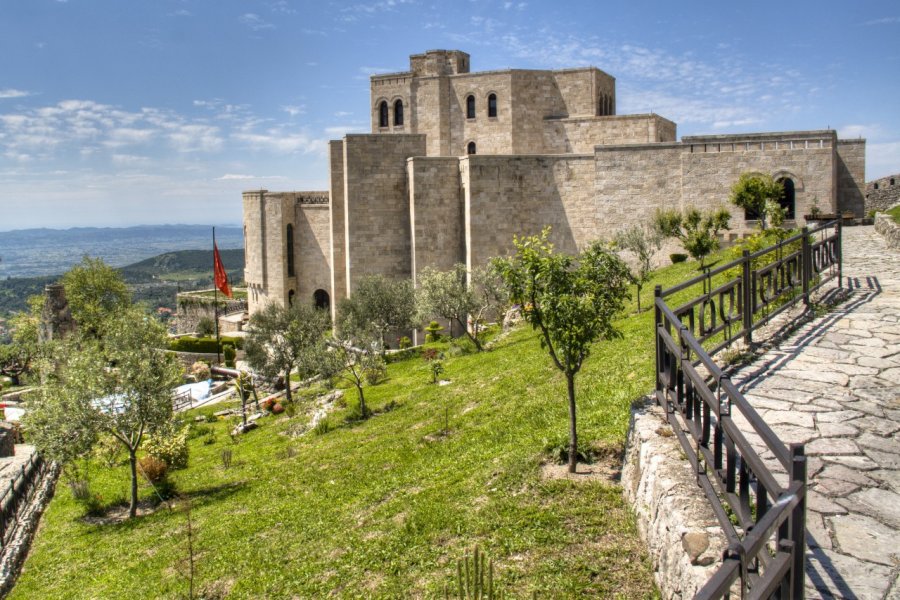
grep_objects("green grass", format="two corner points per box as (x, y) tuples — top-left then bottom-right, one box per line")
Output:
(887, 204), (900, 224)
(11, 256), (722, 599)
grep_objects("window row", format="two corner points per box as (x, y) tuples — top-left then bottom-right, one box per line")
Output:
(466, 93), (497, 119)
(378, 99), (404, 128)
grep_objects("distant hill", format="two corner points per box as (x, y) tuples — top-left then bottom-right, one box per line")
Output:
(0, 224), (243, 278)
(0, 248), (245, 317)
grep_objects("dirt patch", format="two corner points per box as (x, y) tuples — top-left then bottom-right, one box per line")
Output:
(81, 501), (164, 525)
(540, 458), (622, 483)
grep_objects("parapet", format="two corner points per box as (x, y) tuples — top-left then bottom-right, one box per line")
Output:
(409, 49), (470, 77)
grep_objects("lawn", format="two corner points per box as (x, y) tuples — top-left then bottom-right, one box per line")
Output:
(10, 254), (723, 599)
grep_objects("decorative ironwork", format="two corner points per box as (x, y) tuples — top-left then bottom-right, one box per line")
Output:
(654, 220), (842, 599)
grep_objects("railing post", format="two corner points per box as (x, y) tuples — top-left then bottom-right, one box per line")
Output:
(790, 444), (807, 600)
(801, 226), (811, 308)
(654, 285), (663, 405)
(836, 220), (843, 289)
(741, 250), (752, 346)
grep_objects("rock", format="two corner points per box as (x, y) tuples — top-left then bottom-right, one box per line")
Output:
(502, 306), (522, 331)
(231, 422), (258, 436)
(681, 532), (712, 566)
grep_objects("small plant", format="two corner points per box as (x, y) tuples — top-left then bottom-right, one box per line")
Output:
(445, 545), (504, 600)
(809, 197), (822, 218)
(144, 426), (189, 470)
(138, 456), (168, 484)
(398, 336), (412, 349)
(220, 448), (233, 469)
(364, 359), (387, 385)
(423, 348), (445, 383)
(222, 343), (236, 368)
(69, 478), (91, 501)
(425, 320), (445, 343)
(196, 317), (215, 337)
(189, 361), (211, 381)
(431, 360), (445, 384)
(669, 253), (688, 264)
(313, 419), (332, 436)
(262, 398), (276, 412)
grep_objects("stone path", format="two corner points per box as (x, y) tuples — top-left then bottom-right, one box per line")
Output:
(730, 225), (900, 600)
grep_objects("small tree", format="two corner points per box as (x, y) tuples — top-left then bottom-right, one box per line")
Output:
(244, 302), (332, 404)
(337, 275), (416, 353)
(729, 173), (784, 230)
(494, 228), (631, 473)
(416, 264), (508, 351)
(613, 225), (663, 312)
(61, 256), (131, 338)
(321, 338), (384, 418)
(654, 206), (731, 269)
(24, 307), (182, 518)
(0, 295), (46, 385)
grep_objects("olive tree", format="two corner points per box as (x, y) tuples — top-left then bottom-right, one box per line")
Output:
(24, 307), (182, 518)
(729, 173), (785, 230)
(337, 275), (416, 353)
(415, 263), (508, 351)
(654, 206), (731, 269)
(320, 337), (384, 419)
(61, 256), (131, 338)
(244, 301), (332, 404)
(494, 228), (631, 473)
(613, 225), (662, 313)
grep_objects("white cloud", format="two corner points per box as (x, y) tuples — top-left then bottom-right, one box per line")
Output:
(0, 89), (32, 99)
(838, 124), (880, 140)
(862, 17), (900, 26)
(239, 13), (275, 31)
(281, 104), (306, 117)
(324, 125), (367, 137)
(866, 141), (900, 179)
(217, 173), (257, 180)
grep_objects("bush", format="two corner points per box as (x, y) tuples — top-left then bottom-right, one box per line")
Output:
(398, 336), (412, 350)
(223, 343), (236, 368)
(669, 253), (688, 264)
(143, 427), (189, 470)
(189, 361), (211, 381)
(272, 402), (285, 415)
(169, 335), (244, 354)
(197, 317), (215, 337)
(424, 320), (444, 343)
(364, 357), (387, 385)
(138, 456), (168, 483)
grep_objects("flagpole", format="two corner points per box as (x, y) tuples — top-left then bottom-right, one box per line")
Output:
(213, 226), (221, 365)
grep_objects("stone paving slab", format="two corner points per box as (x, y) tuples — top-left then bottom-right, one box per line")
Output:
(731, 226), (900, 600)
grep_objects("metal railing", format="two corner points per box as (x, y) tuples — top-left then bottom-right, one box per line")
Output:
(0, 452), (47, 547)
(653, 220), (841, 599)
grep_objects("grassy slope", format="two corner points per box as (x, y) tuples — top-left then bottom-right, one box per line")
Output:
(887, 204), (900, 224)
(11, 256), (719, 599)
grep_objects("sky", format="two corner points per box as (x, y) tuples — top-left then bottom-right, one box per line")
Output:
(1, 0), (898, 231)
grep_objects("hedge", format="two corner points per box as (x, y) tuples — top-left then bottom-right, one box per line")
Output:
(168, 336), (244, 353)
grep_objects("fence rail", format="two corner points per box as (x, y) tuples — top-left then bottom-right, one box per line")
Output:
(653, 220), (841, 599)
(0, 452), (48, 548)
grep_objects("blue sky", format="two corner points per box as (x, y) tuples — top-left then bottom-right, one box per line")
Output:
(1, 0), (898, 230)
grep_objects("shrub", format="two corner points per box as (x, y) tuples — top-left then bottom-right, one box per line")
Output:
(424, 320), (444, 343)
(220, 448), (233, 469)
(197, 317), (215, 337)
(144, 427), (189, 470)
(169, 336), (244, 354)
(223, 343), (236, 368)
(138, 456), (168, 483)
(94, 434), (125, 468)
(262, 398), (276, 412)
(364, 358), (387, 385)
(669, 253), (688, 264)
(313, 419), (332, 436)
(398, 336), (412, 350)
(189, 361), (211, 381)
(272, 403), (285, 415)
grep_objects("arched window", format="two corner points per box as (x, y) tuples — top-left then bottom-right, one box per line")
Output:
(487, 93), (497, 118)
(891, 178), (896, 186)
(313, 289), (330, 310)
(466, 95), (475, 119)
(778, 177), (796, 219)
(286, 224), (295, 277)
(378, 101), (388, 128)
(874, 183), (879, 190)
(467, 141), (476, 155)
(394, 99), (404, 126)
(288, 289), (295, 307)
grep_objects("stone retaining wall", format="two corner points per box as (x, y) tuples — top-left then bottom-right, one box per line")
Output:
(874, 210), (900, 249)
(621, 397), (725, 599)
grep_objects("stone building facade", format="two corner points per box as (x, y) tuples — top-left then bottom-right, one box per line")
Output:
(243, 49), (866, 317)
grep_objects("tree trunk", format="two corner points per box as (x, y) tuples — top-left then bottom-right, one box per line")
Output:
(636, 284), (642, 313)
(567, 373), (578, 473)
(357, 383), (367, 418)
(128, 449), (139, 518)
(283, 369), (293, 404)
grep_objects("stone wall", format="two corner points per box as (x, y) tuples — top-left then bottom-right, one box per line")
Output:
(294, 203), (332, 307)
(342, 134), (426, 293)
(874, 211), (900, 249)
(544, 114), (677, 154)
(835, 139), (866, 217)
(408, 157), (465, 281)
(865, 173), (900, 212)
(175, 294), (247, 335)
(329, 140), (347, 315)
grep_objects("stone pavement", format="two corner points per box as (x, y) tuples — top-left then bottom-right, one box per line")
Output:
(731, 225), (900, 600)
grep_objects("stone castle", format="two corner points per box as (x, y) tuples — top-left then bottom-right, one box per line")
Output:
(242, 49), (866, 317)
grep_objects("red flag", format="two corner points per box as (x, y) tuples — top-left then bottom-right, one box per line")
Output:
(213, 243), (232, 298)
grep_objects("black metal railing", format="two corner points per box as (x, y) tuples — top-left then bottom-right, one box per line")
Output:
(653, 220), (842, 599)
(0, 452), (47, 547)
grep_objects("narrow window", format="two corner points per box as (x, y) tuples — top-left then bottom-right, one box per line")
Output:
(891, 178), (896, 186)
(487, 93), (497, 118)
(394, 99), (404, 126)
(467, 141), (476, 155)
(286, 224), (295, 277)
(778, 178), (796, 219)
(378, 101), (388, 128)
(874, 183), (879, 190)
(466, 95), (475, 119)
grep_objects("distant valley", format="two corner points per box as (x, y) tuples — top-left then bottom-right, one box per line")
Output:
(0, 224), (244, 279)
